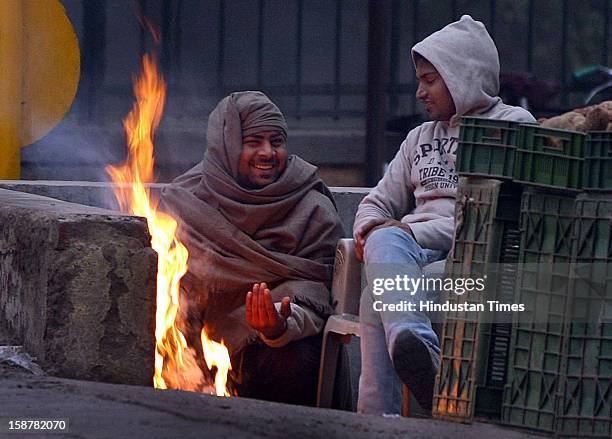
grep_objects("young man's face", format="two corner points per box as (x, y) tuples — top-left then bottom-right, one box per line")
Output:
(238, 129), (288, 188)
(415, 57), (456, 121)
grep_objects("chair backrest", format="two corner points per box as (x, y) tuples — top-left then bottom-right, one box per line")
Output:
(330, 238), (362, 315)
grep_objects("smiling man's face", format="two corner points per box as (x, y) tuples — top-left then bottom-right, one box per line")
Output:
(237, 129), (287, 188)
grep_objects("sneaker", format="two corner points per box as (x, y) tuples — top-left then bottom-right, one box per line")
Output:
(390, 329), (440, 411)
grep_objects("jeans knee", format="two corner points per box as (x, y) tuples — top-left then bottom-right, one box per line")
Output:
(367, 226), (398, 243)
(364, 226), (419, 265)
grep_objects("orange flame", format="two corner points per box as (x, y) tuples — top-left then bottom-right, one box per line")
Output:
(201, 329), (232, 397)
(106, 54), (231, 396)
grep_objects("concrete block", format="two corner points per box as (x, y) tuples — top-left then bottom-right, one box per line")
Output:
(0, 189), (156, 385)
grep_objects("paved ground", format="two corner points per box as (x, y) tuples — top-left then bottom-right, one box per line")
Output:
(0, 327), (550, 439)
(0, 366), (550, 439)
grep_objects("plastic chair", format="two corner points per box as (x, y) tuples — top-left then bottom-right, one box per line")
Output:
(316, 238), (445, 416)
(316, 238), (361, 409)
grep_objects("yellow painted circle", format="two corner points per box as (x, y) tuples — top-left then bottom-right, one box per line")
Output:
(20, 0), (81, 147)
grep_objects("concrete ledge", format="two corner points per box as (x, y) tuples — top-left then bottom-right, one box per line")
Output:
(0, 180), (164, 211)
(0, 189), (156, 385)
(0, 181), (370, 238)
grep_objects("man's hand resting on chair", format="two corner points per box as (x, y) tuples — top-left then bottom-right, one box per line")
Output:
(246, 282), (292, 340)
(354, 219), (415, 262)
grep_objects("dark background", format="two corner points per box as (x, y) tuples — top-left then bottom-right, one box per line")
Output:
(22, 0), (612, 185)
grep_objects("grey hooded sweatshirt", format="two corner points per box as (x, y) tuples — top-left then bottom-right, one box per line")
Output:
(354, 15), (536, 251)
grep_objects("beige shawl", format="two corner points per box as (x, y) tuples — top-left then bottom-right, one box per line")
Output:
(160, 91), (344, 353)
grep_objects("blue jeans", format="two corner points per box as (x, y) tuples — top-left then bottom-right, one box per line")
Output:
(357, 226), (447, 414)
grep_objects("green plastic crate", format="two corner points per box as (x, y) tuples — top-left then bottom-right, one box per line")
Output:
(457, 117), (520, 180)
(502, 188), (577, 434)
(433, 178), (522, 422)
(583, 131), (612, 192)
(480, 228), (520, 416)
(557, 195), (612, 438)
(514, 125), (585, 190)
(558, 323), (612, 438)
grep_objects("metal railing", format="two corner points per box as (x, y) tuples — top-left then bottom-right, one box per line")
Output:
(77, 0), (611, 121)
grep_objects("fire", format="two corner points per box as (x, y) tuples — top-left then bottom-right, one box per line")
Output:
(201, 329), (232, 397)
(106, 54), (231, 396)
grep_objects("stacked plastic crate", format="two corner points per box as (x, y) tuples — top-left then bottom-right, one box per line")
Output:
(433, 118), (524, 422)
(502, 127), (612, 438)
(555, 132), (611, 438)
(501, 188), (577, 433)
(433, 116), (612, 436)
(502, 125), (586, 434)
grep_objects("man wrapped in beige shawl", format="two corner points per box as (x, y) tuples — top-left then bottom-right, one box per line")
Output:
(160, 91), (344, 405)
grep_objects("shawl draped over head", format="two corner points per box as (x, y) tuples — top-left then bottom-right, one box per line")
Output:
(160, 91), (344, 354)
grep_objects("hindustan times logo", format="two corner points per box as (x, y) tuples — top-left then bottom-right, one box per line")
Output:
(371, 275), (487, 296)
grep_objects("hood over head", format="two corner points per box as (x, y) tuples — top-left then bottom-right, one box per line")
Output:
(205, 90), (288, 180)
(412, 15), (501, 125)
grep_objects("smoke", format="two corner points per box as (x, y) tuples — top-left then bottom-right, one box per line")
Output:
(21, 111), (125, 184)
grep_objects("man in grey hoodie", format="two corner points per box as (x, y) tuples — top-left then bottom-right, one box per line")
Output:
(354, 15), (535, 414)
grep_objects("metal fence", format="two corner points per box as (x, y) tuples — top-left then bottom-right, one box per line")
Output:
(75, 0), (611, 121)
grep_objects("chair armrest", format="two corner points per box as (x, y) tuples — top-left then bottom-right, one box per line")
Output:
(331, 238), (362, 316)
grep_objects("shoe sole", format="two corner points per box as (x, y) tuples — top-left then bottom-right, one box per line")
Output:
(391, 329), (437, 411)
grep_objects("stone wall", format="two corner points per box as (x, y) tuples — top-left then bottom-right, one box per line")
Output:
(0, 189), (156, 385)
